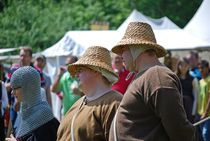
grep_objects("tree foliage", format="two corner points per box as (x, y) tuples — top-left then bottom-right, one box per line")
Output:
(0, 0), (202, 51)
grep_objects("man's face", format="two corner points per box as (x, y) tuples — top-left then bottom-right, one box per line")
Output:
(187, 54), (199, 68)
(121, 47), (134, 71)
(76, 67), (98, 92)
(11, 87), (23, 103)
(20, 50), (32, 66)
(113, 55), (123, 69)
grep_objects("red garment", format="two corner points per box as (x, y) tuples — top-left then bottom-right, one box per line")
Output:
(112, 68), (135, 94)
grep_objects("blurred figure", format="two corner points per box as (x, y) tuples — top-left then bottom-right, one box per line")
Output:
(6, 66), (59, 141)
(186, 51), (201, 80)
(198, 60), (210, 141)
(34, 54), (52, 106)
(163, 51), (180, 72)
(176, 58), (199, 123)
(51, 56), (81, 116)
(0, 64), (6, 82)
(111, 53), (135, 94)
(0, 80), (8, 141)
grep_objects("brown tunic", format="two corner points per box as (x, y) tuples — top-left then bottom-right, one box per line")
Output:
(109, 65), (195, 141)
(57, 90), (122, 141)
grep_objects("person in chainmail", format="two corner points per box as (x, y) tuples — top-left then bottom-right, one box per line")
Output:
(6, 66), (59, 141)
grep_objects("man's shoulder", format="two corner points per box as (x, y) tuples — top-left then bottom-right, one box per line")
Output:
(62, 72), (70, 77)
(139, 65), (180, 89)
(59, 72), (70, 81)
(145, 65), (175, 78)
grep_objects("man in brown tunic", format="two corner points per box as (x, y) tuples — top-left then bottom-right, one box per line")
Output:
(109, 22), (195, 141)
(57, 46), (122, 141)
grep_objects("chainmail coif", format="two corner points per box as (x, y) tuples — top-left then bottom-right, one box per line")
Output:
(11, 66), (54, 138)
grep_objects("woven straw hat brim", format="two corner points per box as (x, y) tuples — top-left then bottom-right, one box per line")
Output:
(112, 39), (167, 58)
(68, 61), (118, 82)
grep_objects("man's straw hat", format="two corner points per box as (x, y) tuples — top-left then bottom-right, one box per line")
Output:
(112, 22), (167, 58)
(68, 46), (118, 84)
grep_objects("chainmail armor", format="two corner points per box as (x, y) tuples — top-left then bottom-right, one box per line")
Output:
(11, 66), (54, 138)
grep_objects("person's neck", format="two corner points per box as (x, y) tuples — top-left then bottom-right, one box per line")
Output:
(84, 82), (111, 101)
(135, 56), (161, 73)
(20, 63), (31, 67)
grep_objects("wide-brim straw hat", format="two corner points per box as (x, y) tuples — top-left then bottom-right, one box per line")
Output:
(68, 46), (118, 84)
(112, 22), (167, 58)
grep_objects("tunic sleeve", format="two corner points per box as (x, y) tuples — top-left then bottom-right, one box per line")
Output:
(101, 100), (121, 141)
(150, 87), (195, 141)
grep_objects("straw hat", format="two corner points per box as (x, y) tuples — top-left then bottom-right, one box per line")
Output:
(112, 22), (167, 58)
(68, 46), (118, 84)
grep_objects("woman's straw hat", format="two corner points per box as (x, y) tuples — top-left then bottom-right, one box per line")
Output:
(112, 22), (167, 58)
(68, 46), (118, 84)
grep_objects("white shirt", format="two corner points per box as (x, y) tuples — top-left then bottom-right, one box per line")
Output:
(0, 81), (8, 116)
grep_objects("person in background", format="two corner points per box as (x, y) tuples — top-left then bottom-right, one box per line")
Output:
(34, 54), (52, 107)
(51, 56), (81, 116)
(57, 46), (122, 141)
(109, 22), (195, 141)
(111, 53), (135, 94)
(0, 63), (10, 135)
(163, 51), (180, 72)
(5, 47), (46, 135)
(186, 51), (202, 80)
(0, 64), (6, 82)
(6, 66), (59, 141)
(176, 58), (199, 123)
(198, 60), (210, 141)
(0, 80), (8, 141)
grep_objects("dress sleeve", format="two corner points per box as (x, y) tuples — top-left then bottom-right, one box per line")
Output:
(150, 87), (195, 141)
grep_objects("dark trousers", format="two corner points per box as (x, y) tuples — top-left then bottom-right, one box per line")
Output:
(0, 116), (5, 141)
(195, 115), (204, 141)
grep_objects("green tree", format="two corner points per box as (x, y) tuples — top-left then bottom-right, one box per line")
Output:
(0, 0), (202, 51)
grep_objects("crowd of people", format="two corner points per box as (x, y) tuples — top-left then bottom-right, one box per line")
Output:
(0, 22), (209, 141)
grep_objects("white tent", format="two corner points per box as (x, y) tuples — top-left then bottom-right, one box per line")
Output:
(42, 33), (85, 57)
(118, 9), (180, 32)
(154, 29), (209, 50)
(184, 0), (210, 43)
(0, 48), (18, 54)
(63, 30), (120, 50)
(0, 48), (19, 62)
(51, 30), (209, 52)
